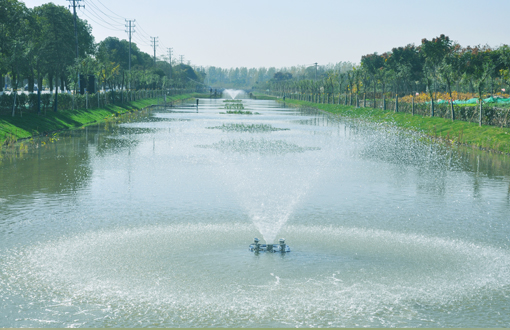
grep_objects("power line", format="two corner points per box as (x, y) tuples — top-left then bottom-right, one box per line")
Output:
(135, 22), (152, 39)
(157, 45), (167, 56)
(79, 8), (124, 31)
(84, 10), (123, 30)
(132, 26), (152, 48)
(157, 41), (167, 51)
(76, 0), (162, 58)
(78, 3), (125, 31)
(94, 0), (126, 20)
(84, 0), (125, 25)
(132, 34), (151, 47)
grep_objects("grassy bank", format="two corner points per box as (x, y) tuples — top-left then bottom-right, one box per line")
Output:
(278, 98), (510, 154)
(0, 93), (195, 146)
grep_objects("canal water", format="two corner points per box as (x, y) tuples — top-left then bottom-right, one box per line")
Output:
(1, 98), (509, 327)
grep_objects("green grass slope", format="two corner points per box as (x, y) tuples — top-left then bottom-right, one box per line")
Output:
(0, 93), (195, 146)
(280, 99), (510, 154)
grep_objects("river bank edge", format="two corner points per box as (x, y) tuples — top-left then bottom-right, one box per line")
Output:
(274, 97), (510, 155)
(0, 93), (197, 147)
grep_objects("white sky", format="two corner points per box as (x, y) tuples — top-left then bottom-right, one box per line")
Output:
(21, 0), (510, 69)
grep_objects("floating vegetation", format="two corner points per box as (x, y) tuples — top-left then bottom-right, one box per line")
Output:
(224, 103), (245, 110)
(219, 110), (260, 115)
(206, 123), (290, 133)
(196, 138), (320, 155)
(223, 100), (243, 103)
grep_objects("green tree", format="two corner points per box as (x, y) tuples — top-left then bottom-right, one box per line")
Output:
(421, 34), (453, 116)
(361, 53), (385, 107)
(0, 0), (32, 115)
(438, 43), (462, 120)
(497, 45), (510, 91)
(388, 45), (423, 96)
(463, 46), (493, 126)
(171, 63), (201, 88)
(273, 71), (292, 81)
(34, 3), (94, 94)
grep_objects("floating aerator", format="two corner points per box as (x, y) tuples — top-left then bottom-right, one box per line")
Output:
(249, 238), (291, 253)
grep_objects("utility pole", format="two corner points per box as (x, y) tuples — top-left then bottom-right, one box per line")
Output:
(68, 0), (83, 106)
(125, 19), (135, 90)
(179, 55), (184, 64)
(167, 47), (173, 80)
(68, 0), (83, 59)
(150, 37), (158, 66)
(167, 48), (173, 65)
(314, 62), (318, 81)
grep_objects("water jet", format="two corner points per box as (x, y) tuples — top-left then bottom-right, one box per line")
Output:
(223, 89), (246, 99)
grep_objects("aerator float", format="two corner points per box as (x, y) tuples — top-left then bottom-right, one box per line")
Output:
(249, 238), (291, 253)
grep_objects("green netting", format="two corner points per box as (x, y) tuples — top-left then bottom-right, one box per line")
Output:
(453, 98), (478, 105)
(426, 97), (510, 105)
(494, 97), (510, 103)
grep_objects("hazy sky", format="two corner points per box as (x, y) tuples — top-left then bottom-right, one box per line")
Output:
(21, 0), (510, 69)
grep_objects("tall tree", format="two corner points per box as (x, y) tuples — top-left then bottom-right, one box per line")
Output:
(438, 43), (462, 120)
(361, 53), (385, 107)
(34, 3), (93, 93)
(463, 46), (493, 126)
(0, 0), (32, 115)
(497, 45), (510, 92)
(421, 34), (453, 116)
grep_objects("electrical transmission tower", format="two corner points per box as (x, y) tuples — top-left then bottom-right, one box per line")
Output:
(125, 20), (135, 89)
(150, 37), (159, 66)
(67, 0), (84, 59)
(179, 55), (184, 64)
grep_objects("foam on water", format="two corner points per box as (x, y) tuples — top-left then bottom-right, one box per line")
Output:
(2, 223), (509, 327)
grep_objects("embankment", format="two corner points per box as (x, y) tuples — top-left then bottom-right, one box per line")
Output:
(278, 98), (510, 155)
(0, 93), (195, 146)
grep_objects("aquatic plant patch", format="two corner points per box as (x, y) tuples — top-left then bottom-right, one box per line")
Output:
(224, 103), (245, 110)
(196, 138), (320, 155)
(219, 110), (260, 115)
(206, 123), (289, 133)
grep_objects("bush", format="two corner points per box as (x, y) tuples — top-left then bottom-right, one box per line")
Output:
(57, 93), (72, 111)
(28, 93), (38, 112)
(0, 93), (14, 114)
(17, 93), (28, 112)
(41, 94), (51, 113)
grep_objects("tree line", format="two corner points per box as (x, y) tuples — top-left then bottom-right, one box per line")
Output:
(0, 0), (204, 96)
(259, 35), (510, 118)
(204, 62), (354, 90)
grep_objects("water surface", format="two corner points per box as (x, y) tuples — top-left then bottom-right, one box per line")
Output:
(1, 98), (510, 327)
